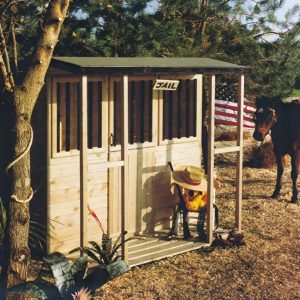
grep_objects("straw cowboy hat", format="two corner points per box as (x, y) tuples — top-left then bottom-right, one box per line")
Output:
(172, 165), (207, 191)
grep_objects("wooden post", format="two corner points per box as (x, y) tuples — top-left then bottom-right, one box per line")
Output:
(80, 75), (88, 249)
(207, 75), (215, 244)
(236, 73), (244, 231)
(121, 75), (129, 261)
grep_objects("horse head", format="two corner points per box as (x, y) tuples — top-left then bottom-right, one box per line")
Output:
(253, 98), (277, 141)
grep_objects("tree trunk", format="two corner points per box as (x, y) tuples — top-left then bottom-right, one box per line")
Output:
(0, 0), (71, 289)
(6, 97), (32, 287)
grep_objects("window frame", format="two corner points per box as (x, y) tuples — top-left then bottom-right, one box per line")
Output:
(50, 76), (108, 158)
(158, 74), (202, 146)
(109, 75), (158, 152)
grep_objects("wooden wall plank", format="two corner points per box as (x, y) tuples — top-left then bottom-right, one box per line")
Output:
(49, 183), (107, 205)
(49, 195), (107, 219)
(50, 152), (107, 167)
(49, 210), (107, 242)
(49, 172), (107, 191)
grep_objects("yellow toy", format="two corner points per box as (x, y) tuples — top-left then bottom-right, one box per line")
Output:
(183, 189), (208, 212)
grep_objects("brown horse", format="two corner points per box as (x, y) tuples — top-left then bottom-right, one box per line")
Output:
(253, 98), (300, 204)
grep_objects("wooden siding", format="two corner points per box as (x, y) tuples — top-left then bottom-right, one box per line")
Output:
(48, 154), (109, 253)
(47, 74), (204, 254)
(47, 141), (201, 254)
(45, 73), (242, 258)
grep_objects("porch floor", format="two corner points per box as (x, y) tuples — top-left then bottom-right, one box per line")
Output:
(128, 231), (211, 267)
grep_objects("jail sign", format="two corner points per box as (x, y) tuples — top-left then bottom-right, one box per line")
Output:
(153, 79), (179, 91)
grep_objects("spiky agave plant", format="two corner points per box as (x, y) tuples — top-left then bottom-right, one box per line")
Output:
(70, 205), (134, 266)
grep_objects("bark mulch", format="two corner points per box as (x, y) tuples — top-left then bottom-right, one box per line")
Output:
(95, 162), (300, 300)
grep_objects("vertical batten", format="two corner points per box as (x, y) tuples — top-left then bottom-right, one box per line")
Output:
(196, 74), (203, 143)
(152, 86), (159, 145)
(207, 75), (216, 244)
(51, 80), (57, 156)
(108, 77), (114, 236)
(80, 75), (88, 249)
(121, 75), (129, 261)
(102, 76), (109, 150)
(236, 73), (244, 231)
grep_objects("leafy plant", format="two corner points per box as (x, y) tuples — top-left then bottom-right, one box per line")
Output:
(29, 213), (48, 256)
(69, 231), (133, 267)
(6, 252), (110, 299)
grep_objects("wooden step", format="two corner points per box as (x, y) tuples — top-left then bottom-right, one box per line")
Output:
(127, 235), (209, 267)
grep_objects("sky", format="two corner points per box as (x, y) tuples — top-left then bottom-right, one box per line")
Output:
(276, 0), (299, 20)
(145, 0), (300, 20)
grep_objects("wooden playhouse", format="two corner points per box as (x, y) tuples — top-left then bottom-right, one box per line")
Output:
(31, 57), (246, 266)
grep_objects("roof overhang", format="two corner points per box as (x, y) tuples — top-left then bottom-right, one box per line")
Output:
(50, 57), (249, 75)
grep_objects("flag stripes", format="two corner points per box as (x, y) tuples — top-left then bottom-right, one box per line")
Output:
(215, 99), (256, 128)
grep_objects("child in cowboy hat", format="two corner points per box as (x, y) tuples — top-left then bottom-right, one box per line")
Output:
(171, 165), (217, 240)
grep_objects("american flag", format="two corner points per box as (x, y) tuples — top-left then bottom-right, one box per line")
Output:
(215, 99), (256, 128)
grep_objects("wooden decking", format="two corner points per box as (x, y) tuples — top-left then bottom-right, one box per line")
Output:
(127, 232), (210, 267)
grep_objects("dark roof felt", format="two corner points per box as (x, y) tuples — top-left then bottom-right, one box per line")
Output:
(51, 57), (247, 75)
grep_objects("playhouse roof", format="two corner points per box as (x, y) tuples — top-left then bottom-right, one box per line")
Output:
(51, 57), (247, 75)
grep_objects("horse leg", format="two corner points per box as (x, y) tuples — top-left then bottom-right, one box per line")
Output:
(271, 154), (284, 199)
(291, 152), (299, 204)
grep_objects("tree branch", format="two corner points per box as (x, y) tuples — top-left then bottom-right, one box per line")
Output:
(11, 16), (18, 72)
(254, 31), (288, 39)
(20, 0), (70, 113)
(0, 53), (12, 91)
(0, 23), (15, 90)
(0, 0), (29, 16)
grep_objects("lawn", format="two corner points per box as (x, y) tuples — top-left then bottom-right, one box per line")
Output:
(293, 89), (300, 97)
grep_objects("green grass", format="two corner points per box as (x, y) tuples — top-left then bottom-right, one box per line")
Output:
(293, 89), (300, 97)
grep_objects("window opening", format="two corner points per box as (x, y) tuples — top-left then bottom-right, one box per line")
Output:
(163, 79), (197, 140)
(54, 80), (103, 153)
(113, 80), (153, 145)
